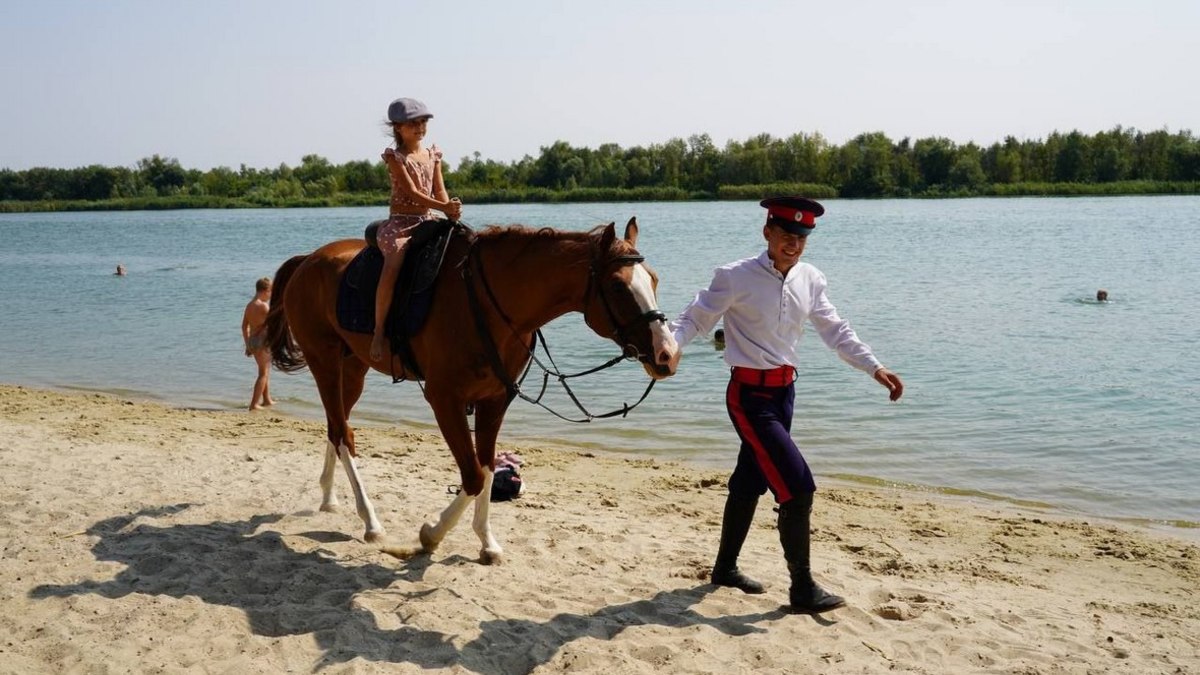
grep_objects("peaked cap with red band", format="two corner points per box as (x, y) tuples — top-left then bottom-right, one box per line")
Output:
(760, 196), (825, 235)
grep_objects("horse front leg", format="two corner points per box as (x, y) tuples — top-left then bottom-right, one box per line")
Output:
(471, 467), (501, 564)
(420, 392), (487, 558)
(419, 489), (473, 553)
(469, 394), (512, 565)
(417, 465), (500, 563)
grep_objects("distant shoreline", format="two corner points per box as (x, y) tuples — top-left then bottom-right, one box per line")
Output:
(3, 181), (1199, 214)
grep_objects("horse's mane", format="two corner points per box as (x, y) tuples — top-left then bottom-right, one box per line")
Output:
(474, 223), (605, 243)
(472, 224), (621, 265)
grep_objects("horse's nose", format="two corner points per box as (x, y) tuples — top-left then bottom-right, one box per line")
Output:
(656, 347), (678, 375)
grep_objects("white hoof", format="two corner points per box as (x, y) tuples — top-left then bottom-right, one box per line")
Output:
(319, 502), (339, 513)
(479, 547), (504, 565)
(364, 528), (386, 543)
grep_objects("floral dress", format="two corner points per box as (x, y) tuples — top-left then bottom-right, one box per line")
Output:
(377, 144), (442, 256)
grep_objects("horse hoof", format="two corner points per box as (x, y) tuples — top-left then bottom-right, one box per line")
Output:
(419, 523), (440, 552)
(479, 547), (503, 565)
(319, 503), (339, 513)
(364, 529), (385, 543)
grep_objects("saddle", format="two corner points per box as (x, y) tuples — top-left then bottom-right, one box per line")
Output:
(336, 218), (462, 379)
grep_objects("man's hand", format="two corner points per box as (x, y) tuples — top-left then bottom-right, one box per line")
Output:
(874, 367), (904, 401)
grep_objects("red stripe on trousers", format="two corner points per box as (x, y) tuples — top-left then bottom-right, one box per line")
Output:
(725, 380), (793, 503)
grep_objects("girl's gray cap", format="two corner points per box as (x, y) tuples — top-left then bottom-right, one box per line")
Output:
(387, 98), (433, 123)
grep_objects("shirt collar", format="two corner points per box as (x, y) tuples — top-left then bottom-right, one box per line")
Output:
(756, 250), (787, 279)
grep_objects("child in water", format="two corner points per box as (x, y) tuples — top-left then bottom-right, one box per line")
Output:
(370, 97), (462, 362)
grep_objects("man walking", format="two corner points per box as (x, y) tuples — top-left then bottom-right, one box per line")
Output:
(669, 196), (903, 612)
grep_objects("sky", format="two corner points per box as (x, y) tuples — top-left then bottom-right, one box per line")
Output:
(2, 0), (1197, 172)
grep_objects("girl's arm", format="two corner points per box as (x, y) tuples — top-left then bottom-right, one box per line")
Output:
(430, 153), (461, 220)
(385, 152), (455, 214)
(431, 148), (449, 202)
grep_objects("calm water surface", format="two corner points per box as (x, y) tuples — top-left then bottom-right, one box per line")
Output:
(1, 197), (1197, 528)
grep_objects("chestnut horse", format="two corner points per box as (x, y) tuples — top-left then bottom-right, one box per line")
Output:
(264, 218), (678, 563)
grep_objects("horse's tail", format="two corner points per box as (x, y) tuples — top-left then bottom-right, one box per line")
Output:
(266, 254), (309, 373)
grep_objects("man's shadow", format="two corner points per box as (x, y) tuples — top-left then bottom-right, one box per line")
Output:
(31, 504), (787, 673)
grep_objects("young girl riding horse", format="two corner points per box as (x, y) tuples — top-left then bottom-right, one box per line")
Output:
(371, 97), (462, 362)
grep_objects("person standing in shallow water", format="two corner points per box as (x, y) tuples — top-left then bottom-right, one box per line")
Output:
(241, 277), (274, 411)
(668, 196), (904, 613)
(370, 97), (462, 363)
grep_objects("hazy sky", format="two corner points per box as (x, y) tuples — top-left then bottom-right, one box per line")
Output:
(3, 0), (1196, 171)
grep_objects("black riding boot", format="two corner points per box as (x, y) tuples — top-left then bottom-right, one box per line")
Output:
(710, 493), (765, 594)
(778, 492), (845, 612)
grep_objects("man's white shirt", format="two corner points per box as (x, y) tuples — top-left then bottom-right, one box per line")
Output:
(670, 251), (882, 375)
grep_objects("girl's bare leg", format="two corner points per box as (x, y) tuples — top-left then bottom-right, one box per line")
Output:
(370, 249), (407, 362)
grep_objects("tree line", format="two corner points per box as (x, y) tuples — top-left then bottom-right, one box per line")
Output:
(2, 126), (1198, 211)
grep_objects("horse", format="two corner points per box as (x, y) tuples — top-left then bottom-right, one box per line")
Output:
(263, 217), (679, 563)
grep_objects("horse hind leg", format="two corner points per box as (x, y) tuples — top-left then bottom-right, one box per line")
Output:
(337, 442), (385, 542)
(319, 439), (339, 512)
(310, 351), (384, 542)
(320, 355), (369, 514)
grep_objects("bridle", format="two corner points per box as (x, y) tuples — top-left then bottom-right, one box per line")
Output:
(461, 235), (664, 422)
(584, 252), (668, 361)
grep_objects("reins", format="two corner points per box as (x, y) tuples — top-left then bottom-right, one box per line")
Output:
(461, 233), (660, 423)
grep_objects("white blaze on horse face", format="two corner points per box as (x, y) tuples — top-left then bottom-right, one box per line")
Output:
(631, 264), (678, 365)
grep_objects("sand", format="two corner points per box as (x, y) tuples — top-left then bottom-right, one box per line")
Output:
(1, 384), (1197, 674)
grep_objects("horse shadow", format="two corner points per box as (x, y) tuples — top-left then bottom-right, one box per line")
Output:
(30, 504), (787, 673)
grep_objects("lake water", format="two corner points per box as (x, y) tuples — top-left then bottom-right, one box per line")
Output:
(1, 197), (1197, 529)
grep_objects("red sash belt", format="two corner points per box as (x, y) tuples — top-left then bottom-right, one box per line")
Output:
(730, 365), (796, 387)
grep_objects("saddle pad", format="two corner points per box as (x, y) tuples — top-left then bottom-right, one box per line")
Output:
(335, 220), (461, 375)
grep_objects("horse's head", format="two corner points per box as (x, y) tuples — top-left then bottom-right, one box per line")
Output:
(583, 218), (679, 380)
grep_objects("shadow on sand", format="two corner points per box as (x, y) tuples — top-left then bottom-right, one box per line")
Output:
(31, 504), (787, 672)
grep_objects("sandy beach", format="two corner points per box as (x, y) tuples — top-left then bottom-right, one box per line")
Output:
(1, 384), (1196, 674)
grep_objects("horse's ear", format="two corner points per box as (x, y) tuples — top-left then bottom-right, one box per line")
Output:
(623, 217), (639, 247)
(599, 222), (617, 249)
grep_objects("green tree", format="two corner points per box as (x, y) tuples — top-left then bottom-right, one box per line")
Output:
(1054, 131), (1093, 182)
(341, 159), (387, 192)
(685, 134), (721, 193)
(839, 132), (896, 197)
(947, 145), (987, 190)
(913, 137), (957, 188)
(1168, 131), (1200, 181)
(136, 155), (186, 195)
(294, 154), (334, 186)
